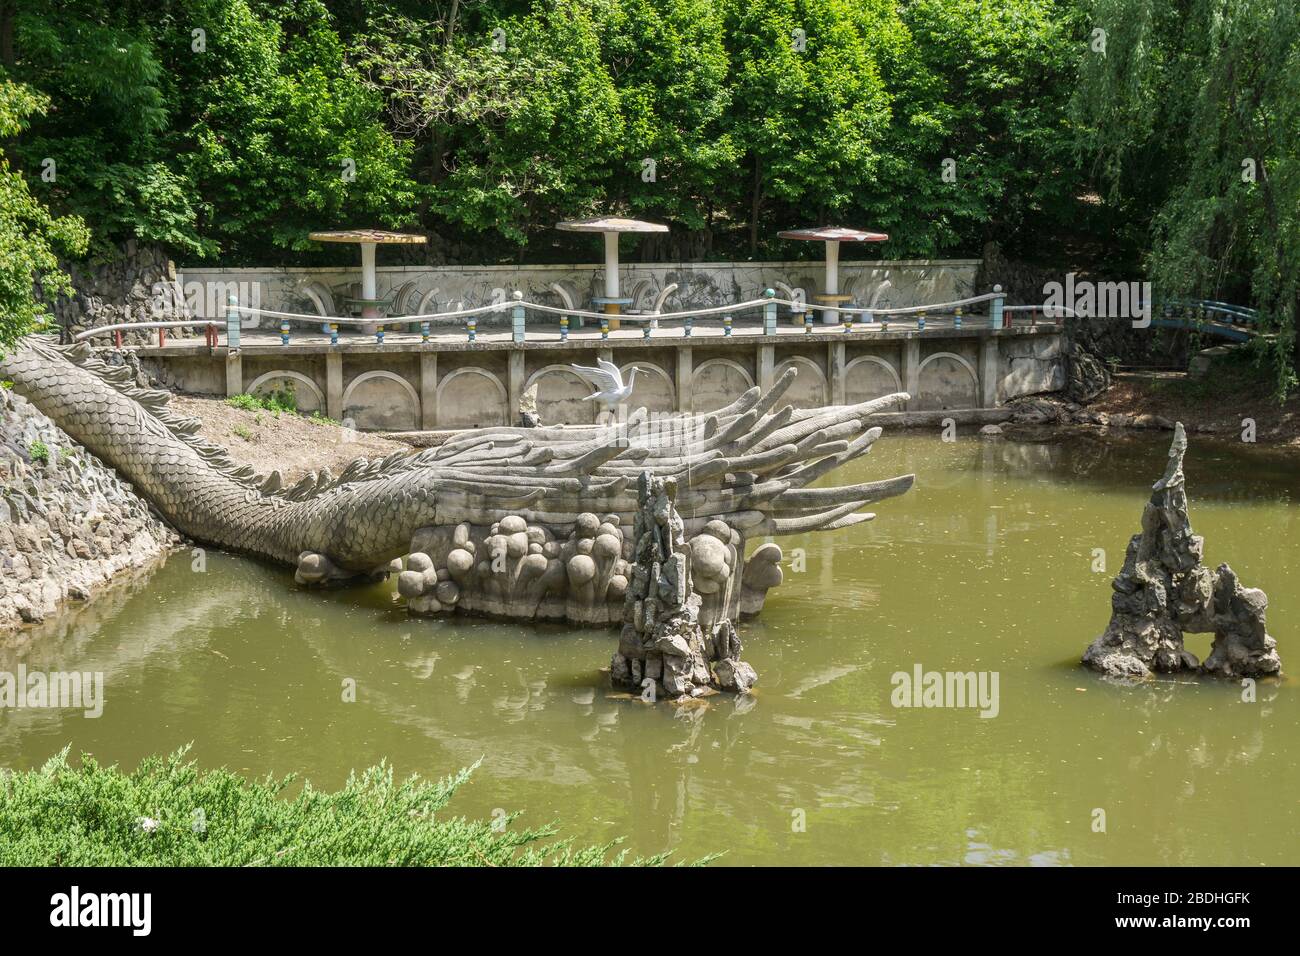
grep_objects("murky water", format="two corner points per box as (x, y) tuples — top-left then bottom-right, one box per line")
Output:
(2, 431), (1296, 866)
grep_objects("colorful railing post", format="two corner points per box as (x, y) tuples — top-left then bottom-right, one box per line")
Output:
(991, 285), (1005, 330)
(684, 315), (693, 338)
(560, 315), (569, 342)
(917, 310), (926, 332)
(723, 314), (733, 337)
(420, 321), (430, 344)
(375, 323), (385, 346)
(511, 290), (526, 343)
(643, 321), (652, 340)
(600, 317), (610, 340)
(843, 310), (853, 334)
(804, 307), (813, 334)
(225, 292), (240, 351)
(329, 322), (339, 346)
(280, 318), (290, 346)
(763, 289), (777, 335)
(467, 318), (477, 342)
(954, 306), (962, 330)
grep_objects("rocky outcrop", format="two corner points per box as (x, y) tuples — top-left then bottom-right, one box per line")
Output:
(1082, 423), (1281, 680)
(1064, 347), (1110, 402)
(0, 383), (177, 631)
(44, 243), (194, 346)
(1007, 395), (1176, 431)
(610, 472), (756, 700)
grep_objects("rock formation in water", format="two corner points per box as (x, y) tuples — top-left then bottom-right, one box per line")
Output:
(1082, 423), (1281, 680)
(610, 471), (756, 700)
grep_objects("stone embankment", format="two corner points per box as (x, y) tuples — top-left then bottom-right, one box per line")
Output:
(0, 383), (177, 631)
(1006, 395), (1179, 431)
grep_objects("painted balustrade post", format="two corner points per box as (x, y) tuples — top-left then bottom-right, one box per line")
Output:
(375, 323), (385, 346)
(420, 321), (430, 344)
(601, 317), (610, 340)
(991, 285), (1005, 330)
(803, 307), (813, 334)
(954, 306), (962, 330)
(225, 292), (240, 351)
(329, 322), (339, 346)
(511, 290), (525, 344)
(763, 289), (776, 336)
(280, 318), (290, 346)
(723, 314), (733, 337)
(918, 311), (926, 332)
(560, 315), (569, 342)
(158, 326), (166, 348)
(684, 315), (693, 338)
(843, 311), (853, 334)
(467, 318), (477, 342)
(643, 321), (652, 340)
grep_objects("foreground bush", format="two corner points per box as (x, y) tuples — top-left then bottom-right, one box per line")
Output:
(0, 749), (675, 866)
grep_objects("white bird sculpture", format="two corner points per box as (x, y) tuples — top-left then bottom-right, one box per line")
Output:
(572, 358), (640, 408)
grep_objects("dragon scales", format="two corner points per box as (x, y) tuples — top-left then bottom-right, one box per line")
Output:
(0, 337), (915, 624)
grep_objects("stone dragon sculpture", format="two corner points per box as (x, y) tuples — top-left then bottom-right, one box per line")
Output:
(1, 336), (915, 625)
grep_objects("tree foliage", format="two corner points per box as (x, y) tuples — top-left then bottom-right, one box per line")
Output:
(4, 0), (1087, 266)
(1076, 0), (1300, 391)
(0, 80), (88, 356)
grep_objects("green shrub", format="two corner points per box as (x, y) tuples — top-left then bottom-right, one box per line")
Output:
(27, 439), (49, 463)
(0, 749), (696, 867)
(225, 386), (298, 417)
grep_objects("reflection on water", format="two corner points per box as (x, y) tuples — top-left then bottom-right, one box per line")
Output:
(1, 431), (1296, 866)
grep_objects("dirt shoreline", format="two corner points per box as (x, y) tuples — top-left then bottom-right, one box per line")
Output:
(168, 395), (411, 482)
(1004, 372), (1300, 448)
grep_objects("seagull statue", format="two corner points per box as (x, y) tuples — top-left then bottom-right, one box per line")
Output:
(571, 358), (640, 408)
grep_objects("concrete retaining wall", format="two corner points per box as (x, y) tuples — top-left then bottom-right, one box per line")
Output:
(177, 258), (981, 324)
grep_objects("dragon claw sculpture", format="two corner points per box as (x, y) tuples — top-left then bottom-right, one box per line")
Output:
(1, 337), (915, 624)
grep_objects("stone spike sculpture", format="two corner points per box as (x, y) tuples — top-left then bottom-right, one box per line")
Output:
(1083, 423), (1281, 680)
(610, 470), (756, 700)
(1, 338), (913, 626)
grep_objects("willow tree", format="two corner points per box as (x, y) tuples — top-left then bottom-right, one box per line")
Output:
(1076, 0), (1300, 393)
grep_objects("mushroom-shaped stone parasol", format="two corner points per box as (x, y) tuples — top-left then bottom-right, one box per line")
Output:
(308, 229), (426, 325)
(556, 217), (669, 326)
(777, 225), (888, 324)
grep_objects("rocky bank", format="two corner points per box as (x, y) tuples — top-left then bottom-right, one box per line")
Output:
(0, 383), (177, 631)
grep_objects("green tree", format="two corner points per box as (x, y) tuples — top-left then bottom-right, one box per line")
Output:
(1077, 0), (1300, 392)
(0, 80), (89, 356)
(596, 0), (736, 238)
(875, 0), (1085, 257)
(720, 0), (896, 253)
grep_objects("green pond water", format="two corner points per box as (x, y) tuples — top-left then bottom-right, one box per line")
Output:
(3, 430), (1297, 866)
